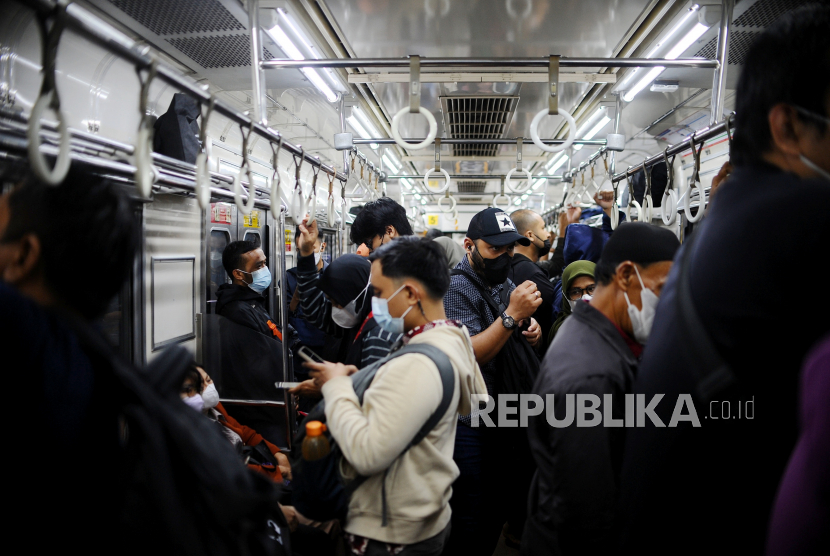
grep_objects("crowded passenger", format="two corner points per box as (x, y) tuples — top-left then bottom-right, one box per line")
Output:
(509, 209), (557, 350)
(548, 260), (596, 344)
(442, 207), (543, 555)
(525, 222), (679, 556)
(302, 236), (487, 556)
(217, 239), (282, 340)
(617, 5), (830, 555)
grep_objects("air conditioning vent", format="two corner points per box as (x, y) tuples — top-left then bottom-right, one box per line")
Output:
(457, 181), (487, 194)
(458, 196), (489, 204)
(107, 0), (243, 36)
(441, 96), (519, 157)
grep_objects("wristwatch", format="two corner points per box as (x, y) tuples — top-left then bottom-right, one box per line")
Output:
(501, 312), (517, 330)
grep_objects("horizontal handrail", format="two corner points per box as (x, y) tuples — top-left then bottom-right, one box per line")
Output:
(353, 138), (607, 146)
(262, 57), (719, 70)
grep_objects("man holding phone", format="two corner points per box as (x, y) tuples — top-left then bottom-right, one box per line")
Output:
(303, 237), (486, 555)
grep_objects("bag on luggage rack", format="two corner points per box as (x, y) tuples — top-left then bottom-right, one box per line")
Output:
(66, 315), (291, 556)
(451, 269), (541, 395)
(290, 344), (455, 524)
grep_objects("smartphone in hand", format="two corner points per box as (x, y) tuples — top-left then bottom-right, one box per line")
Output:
(297, 345), (325, 364)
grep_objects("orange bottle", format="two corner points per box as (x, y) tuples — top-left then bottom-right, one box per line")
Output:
(302, 421), (331, 461)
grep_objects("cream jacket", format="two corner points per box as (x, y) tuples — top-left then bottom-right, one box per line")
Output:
(322, 323), (487, 544)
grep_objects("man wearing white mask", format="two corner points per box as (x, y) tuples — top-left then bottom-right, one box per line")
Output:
(524, 222), (679, 556)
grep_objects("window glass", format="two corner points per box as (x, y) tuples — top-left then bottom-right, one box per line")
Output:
(208, 230), (231, 302)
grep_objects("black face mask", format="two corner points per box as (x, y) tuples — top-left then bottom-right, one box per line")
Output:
(533, 233), (552, 258)
(471, 246), (511, 286)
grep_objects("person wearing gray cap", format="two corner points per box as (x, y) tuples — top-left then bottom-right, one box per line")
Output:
(523, 222), (680, 556)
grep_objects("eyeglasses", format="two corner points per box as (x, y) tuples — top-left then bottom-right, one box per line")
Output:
(566, 284), (596, 300)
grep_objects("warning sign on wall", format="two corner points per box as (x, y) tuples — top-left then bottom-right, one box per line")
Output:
(243, 210), (260, 228)
(426, 214), (440, 226)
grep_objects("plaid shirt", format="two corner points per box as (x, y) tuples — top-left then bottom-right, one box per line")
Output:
(444, 254), (515, 426)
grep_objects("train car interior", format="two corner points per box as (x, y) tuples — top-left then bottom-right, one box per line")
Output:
(2, 1), (825, 552)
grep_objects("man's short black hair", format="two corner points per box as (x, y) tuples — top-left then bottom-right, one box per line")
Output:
(349, 197), (413, 246)
(3, 165), (138, 320)
(732, 4), (830, 166)
(424, 228), (443, 240)
(368, 236), (450, 299)
(222, 240), (259, 278)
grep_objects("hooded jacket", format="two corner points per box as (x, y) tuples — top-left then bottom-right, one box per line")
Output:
(524, 301), (639, 556)
(215, 284), (281, 340)
(548, 260), (596, 344)
(322, 323), (487, 544)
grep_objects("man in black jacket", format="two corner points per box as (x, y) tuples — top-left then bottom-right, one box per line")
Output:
(510, 209), (556, 349)
(216, 240), (281, 340)
(618, 7), (830, 555)
(524, 223), (679, 556)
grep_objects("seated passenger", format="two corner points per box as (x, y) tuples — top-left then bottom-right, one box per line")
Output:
(303, 236), (487, 556)
(617, 6), (830, 555)
(525, 223), (679, 556)
(548, 260), (596, 344)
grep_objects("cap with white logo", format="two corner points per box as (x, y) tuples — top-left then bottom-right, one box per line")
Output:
(467, 207), (531, 247)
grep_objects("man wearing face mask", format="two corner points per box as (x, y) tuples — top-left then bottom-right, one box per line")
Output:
(618, 7), (830, 555)
(442, 207), (543, 556)
(216, 240), (282, 340)
(510, 209), (557, 350)
(524, 222), (679, 556)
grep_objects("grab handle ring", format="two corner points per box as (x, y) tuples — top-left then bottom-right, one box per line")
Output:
(661, 148), (677, 225)
(391, 106), (438, 150)
(684, 138), (706, 223)
(493, 194), (511, 210)
(327, 173), (336, 226)
(529, 107), (577, 154)
(641, 161), (653, 222)
(28, 7), (71, 186)
(506, 167), (532, 193)
(134, 60), (159, 199)
(438, 194), (457, 213)
(307, 162), (320, 226)
(195, 95), (217, 210)
(424, 167), (451, 193)
(269, 134), (284, 213)
(233, 123), (256, 216)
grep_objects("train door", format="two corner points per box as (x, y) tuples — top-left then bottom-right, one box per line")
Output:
(205, 202), (238, 314)
(318, 226), (339, 264)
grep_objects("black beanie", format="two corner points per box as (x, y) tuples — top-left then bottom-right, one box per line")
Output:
(318, 254), (371, 308)
(598, 222), (680, 269)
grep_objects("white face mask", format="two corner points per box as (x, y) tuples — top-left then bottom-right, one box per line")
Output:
(314, 251), (322, 265)
(331, 300), (360, 328)
(800, 154), (830, 181)
(567, 293), (593, 311)
(623, 265), (660, 344)
(183, 393), (204, 412)
(201, 383), (220, 409)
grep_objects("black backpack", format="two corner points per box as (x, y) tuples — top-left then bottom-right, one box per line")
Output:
(67, 315), (291, 556)
(452, 270), (541, 395)
(290, 344), (455, 525)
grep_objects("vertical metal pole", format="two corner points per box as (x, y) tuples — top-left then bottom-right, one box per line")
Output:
(339, 94), (349, 176)
(610, 93), (623, 176)
(248, 0), (267, 125)
(277, 205), (295, 448)
(710, 0), (734, 125)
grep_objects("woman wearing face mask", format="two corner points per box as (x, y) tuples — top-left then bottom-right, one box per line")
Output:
(288, 252), (403, 401)
(548, 260), (596, 345)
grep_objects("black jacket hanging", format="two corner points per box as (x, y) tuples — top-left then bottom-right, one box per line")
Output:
(153, 93), (201, 163)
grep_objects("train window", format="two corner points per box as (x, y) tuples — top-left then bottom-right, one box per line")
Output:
(208, 229), (231, 302)
(242, 230), (261, 246)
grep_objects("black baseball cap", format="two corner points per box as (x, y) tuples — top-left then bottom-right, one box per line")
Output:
(467, 208), (531, 247)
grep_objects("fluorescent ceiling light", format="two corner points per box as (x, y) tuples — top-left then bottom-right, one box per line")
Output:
(267, 12), (338, 102)
(546, 154), (569, 172)
(414, 193), (422, 199)
(346, 115), (379, 149)
(574, 110), (612, 151)
(382, 153), (401, 173)
(531, 179), (545, 191)
(351, 108), (381, 149)
(623, 20), (709, 102)
(400, 178), (413, 190)
(420, 199), (427, 205)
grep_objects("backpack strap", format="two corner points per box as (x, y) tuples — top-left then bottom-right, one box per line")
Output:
(451, 269), (508, 319)
(345, 343), (456, 526)
(676, 233), (737, 402)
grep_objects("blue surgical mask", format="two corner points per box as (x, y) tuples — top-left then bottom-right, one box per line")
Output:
(240, 266), (271, 294)
(372, 283), (413, 335)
